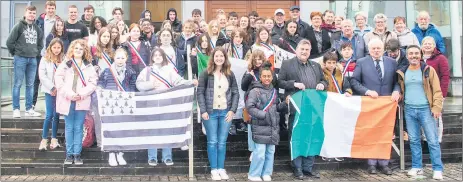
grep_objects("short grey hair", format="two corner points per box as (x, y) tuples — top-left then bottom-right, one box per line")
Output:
(354, 11), (367, 21)
(297, 39), (311, 50)
(368, 38), (384, 49)
(373, 13), (388, 23)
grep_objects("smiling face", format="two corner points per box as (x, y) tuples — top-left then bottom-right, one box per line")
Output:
(275, 14), (285, 24)
(421, 38), (436, 53)
(200, 36), (209, 49)
(46, 5), (56, 16)
(130, 26), (141, 40)
(323, 12), (335, 25)
(240, 17), (249, 29)
(341, 21), (353, 37)
(68, 8), (78, 21)
(394, 19), (405, 33)
(260, 69), (273, 86)
(255, 20), (264, 29)
(218, 15), (227, 29)
(141, 21), (151, 33)
(51, 42), (62, 56)
(296, 43), (311, 61)
(233, 32), (243, 45)
(117, 21), (125, 32)
(160, 30), (173, 45)
(56, 21), (64, 33)
(254, 57), (263, 68)
(94, 18), (102, 30)
(265, 19), (274, 31)
(291, 10), (300, 19)
(407, 47), (421, 65)
(183, 24), (193, 35)
(110, 27), (119, 40)
(200, 21), (208, 32)
(334, 16), (343, 28)
(73, 43), (84, 58)
(114, 50), (127, 66)
(368, 41), (384, 59)
(417, 14), (430, 30)
(211, 22), (219, 35)
(152, 50), (164, 64)
(213, 50), (225, 66)
(287, 22), (297, 35)
(259, 30), (269, 42)
(85, 9), (94, 20)
(311, 15), (322, 27)
(100, 31), (111, 45)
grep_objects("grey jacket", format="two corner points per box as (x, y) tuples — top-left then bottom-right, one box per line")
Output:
(331, 32), (368, 60)
(246, 82), (287, 145)
(197, 70), (240, 115)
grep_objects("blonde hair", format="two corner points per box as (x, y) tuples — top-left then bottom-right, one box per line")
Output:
(67, 39), (92, 62)
(44, 38), (64, 64)
(422, 36), (436, 46)
(207, 47), (231, 76)
(207, 20), (219, 36)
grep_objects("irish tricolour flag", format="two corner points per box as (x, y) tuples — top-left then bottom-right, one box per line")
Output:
(290, 89), (398, 160)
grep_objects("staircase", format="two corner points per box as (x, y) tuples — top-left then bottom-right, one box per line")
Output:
(2, 108), (461, 175)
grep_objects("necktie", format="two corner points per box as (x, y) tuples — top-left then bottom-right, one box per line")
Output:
(375, 60), (383, 82)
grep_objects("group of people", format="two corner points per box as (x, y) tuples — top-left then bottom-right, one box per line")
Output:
(6, 1), (450, 181)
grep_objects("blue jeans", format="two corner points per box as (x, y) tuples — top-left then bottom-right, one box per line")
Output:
(147, 148), (172, 162)
(203, 109), (232, 170)
(42, 93), (60, 139)
(248, 124), (255, 151)
(64, 102), (86, 156)
(292, 156), (315, 172)
(249, 144), (275, 177)
(12, 55), (37, 110)
(405, 105), (443, 171)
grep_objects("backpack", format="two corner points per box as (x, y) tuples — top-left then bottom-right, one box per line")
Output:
(82, 113), (95, 148)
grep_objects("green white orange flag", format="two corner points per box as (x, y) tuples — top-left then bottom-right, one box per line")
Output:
(289, 89), (398, 160)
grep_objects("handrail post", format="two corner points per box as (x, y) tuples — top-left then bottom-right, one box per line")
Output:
(187, 45), (195, 180)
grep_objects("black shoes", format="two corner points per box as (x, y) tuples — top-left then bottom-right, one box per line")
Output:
(368, 165), (377, 174)
(303, 170), (320, 178)
(293, 168), (304, 180)
(381, 166), (393, 175)
(237, 122), (248, 132)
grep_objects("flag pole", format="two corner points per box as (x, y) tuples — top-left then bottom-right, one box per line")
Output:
(398, 105), (405, 170)
(187, 44), (195, 180)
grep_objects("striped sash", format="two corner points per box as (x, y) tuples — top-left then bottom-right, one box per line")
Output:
(150, 70), (173, 88)
(280, 38), (296, 53)
(53, 63), (58, 72)
(330, 74), (342, 94)
(71, 58), (86, 87)
(128, 41), (147, 67)
(108, 66), (126, 92)
(166, 55), (179, 73)
(210, 38), (216, 49)
(262, 89), (277, 112)
(101, 52), (113, 68)
(251, 73), (258, 81)
(232, 44), (242, 59)
(260, 42), (275, 52)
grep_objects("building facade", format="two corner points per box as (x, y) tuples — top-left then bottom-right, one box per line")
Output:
(1, 0), (462, 97)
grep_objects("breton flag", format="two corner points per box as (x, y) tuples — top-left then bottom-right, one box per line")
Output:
(290, 89), (398, 160)
(97, 84), (195, 151)
(275, 46), (295, 69)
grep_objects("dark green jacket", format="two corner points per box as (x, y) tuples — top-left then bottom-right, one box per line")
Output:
(6, 18), (43, 57)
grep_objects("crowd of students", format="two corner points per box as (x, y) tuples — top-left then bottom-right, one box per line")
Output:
(6, 1), (451, 181)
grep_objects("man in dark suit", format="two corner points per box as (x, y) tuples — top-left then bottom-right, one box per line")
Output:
(278, 39), (328, 180)
(350, 38), (401, 175)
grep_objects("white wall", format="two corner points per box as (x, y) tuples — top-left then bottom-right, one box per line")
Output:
(181, 1), (205, 22)
(299, 1), (330, 23)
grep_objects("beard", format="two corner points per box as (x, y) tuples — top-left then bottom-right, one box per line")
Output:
(418, 24), (429, 30)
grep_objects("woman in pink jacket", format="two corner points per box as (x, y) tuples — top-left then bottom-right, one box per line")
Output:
(55, 39), (98, 165)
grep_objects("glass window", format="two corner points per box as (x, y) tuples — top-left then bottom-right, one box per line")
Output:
(11, 2), (30, 30)
(414, 1), (450, 27)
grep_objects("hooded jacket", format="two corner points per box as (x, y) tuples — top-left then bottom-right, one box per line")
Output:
(80, 14), (91, 28)
(241, 68), (278, 101)
(7, 18), (44, 57)
(397, 62), (443, 114)
(412, 23), (446, 54)
(140, 10), (152, 20)
(246, 81), (287, 145)
(166, 8), (182, 33)
(394, 28), (420, 48)
(423, 49), (450, 97)
(322, 67), (352, 94)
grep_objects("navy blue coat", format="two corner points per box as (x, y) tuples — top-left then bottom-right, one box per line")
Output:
(97, 67), (137, 92)
(350, 56), (400, 96)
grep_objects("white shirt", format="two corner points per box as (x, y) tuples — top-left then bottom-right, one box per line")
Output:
(41, 15), (57, 56)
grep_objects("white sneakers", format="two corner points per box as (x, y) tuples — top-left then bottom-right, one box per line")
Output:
(407, 168), (443, 180)
(13, 109), (21, 118)
(50, 138), (61, 149)
(108, 152), (127, 166)
(218, 169), (229, 180)
(25, 109), (41, 117)
(39, 139), (48, 150)
(210, 169), (229, 181)
(262, 175), (272, 181)
(433, 171), (443, 180)
(248, 176), (262, 181)
(210, 169), (221, 181)
(407, 168), (423, 177)
(117, 152), (127, 165)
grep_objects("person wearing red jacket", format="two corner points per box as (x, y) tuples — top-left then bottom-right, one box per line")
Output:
(421, 36), (450, 143)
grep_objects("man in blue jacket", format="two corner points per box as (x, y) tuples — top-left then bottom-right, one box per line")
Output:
(412, 11), (446, 54)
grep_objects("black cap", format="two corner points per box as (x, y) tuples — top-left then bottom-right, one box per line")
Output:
(290, 5), (300, 11)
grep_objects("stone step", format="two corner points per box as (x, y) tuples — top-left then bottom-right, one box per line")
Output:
(2, 113), (461, 130)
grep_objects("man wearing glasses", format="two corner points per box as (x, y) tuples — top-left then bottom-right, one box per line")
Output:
(140, 18), (157, 50)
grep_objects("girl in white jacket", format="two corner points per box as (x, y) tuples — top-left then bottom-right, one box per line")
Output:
(38, 38), (65, 150)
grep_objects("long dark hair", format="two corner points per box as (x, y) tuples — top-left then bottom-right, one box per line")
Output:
(196, 34), (213, 56)
(50, 19), (67, 38)
(90, 16), (108, 34)
(156, 28), (176, 46)
(149, 48), (169, 66)
(283, 20), (299, 38)
(206, 47), (231, 76)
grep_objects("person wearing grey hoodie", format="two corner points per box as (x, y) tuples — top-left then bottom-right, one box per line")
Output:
(6, 5), (44, 118)
(393, 16), (420, 49)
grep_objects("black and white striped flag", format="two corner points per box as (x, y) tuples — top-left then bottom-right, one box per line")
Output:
(97, 84), (195, 151)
